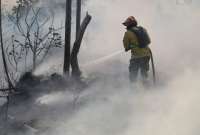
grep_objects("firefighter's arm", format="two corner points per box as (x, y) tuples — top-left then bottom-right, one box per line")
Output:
(123, 32), (130, 52)
(123, 31), (139, 52)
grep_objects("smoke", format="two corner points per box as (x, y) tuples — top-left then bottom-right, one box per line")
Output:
(82, 0), (200, 74)
(1, 0), (200, 135)
(37, 0), (200, 134)
(38, 69), (200, 135)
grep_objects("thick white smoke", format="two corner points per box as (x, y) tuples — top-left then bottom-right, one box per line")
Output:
(34, 0), (200, 135)
(38, 69), (200, 135)
(81, 0), (200, 75)
(2, 0), (200, 135)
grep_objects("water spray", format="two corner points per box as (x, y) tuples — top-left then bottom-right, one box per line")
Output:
(81, 50), (124, 67)
(82, 49), (156, 85)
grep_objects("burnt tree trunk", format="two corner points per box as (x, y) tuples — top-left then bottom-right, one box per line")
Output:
(33, 47), (37, 71)
(71, 13), (92, 78)
(63, 0), (72, 75)
(0, 0), (14, 89)
(76, 0), (81, 39)
(0, 0), (14, 122)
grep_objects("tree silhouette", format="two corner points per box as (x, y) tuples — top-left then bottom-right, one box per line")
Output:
(64, 0), (92, 80)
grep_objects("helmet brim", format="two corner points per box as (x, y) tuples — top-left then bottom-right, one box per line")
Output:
(122, 22), (128, 26)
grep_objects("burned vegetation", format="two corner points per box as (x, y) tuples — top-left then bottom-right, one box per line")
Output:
(0, 0), (92, 134)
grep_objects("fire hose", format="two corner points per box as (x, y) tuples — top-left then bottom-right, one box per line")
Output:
(149, 49), (156, 85)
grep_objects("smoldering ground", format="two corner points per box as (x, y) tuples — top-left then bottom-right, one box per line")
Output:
(1, 0), (200, 135)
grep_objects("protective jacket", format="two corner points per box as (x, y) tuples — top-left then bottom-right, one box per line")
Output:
(123, 27), (151, 58)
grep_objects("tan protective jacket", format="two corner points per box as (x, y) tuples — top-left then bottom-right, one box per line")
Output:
(123, 29), (151, 58)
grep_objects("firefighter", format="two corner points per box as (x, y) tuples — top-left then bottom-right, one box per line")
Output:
(123, 16), (151, 83)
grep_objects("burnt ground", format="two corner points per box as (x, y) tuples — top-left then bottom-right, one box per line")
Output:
(0, 72), (97, 135)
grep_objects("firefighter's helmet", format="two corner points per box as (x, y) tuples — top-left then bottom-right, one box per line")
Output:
(123, 16), (137, 27)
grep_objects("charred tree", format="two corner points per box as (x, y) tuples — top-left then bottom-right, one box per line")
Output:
(0, 0), (14, 89)
(0, 0), (15, 123)
(7, 6), (62, 72)
(71, 13), (92, 78)
(63, 0), (72, 75)
(76, 0), (81, 39)
(64, 0), (92, 80)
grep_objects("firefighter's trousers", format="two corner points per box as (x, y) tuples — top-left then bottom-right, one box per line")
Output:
(129, 56), (150, 82)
